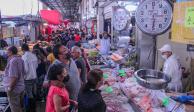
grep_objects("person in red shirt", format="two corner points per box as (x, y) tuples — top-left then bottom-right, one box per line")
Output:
(74, 33), (81, 42)
(45, 35), (52, 43)
(46, 64), (77, 112)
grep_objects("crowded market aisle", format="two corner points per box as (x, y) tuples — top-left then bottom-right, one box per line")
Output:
(1, 0), (194, 112)
(0, 28), (193, 112)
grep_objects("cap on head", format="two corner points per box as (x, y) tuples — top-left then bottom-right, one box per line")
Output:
(158, 44), (172, 53)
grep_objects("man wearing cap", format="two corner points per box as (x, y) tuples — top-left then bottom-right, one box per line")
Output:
(159, 44), (182, 92)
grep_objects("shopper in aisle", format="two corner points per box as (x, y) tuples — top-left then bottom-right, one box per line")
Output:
(75, 42), (91, 74)
(21, 44), (38, 112)
(86, 33), (93, 41)
(78, 69), (106, 112)
(74, 32), (81, 42)
(0, 38), (8, 49)
(71, 46), (87, 85)
(45, 34), (52, 43)
(32, 48), (47, 101)
(44, 44), (81, 101)
(33, 43), (47, 57)
(61, 33), (70, 46)
(46, 63), (72, 112)
(159, 44), (182, 92)
(46, 46), (55, 64)
(80, 30), (86, 42)
(93, 32), (97, 40)
(67, 34), (76, 49)
(3, 46), (25, 112)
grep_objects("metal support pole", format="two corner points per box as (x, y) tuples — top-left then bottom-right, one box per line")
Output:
(0, 10), (3, 39)
(152, 36), (157, 69)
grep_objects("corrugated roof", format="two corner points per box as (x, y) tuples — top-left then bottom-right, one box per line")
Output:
(40, 0), (81, 21)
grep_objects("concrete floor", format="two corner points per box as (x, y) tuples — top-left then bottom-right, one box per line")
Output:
(3, 102), (45, 112)
(36, 102), (46, 112)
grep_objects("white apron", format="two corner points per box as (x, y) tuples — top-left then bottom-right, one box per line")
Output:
(163, 55), (182, 92)
(100, 38), (110, 55)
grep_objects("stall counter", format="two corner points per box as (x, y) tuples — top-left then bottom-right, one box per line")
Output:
(167, 93), (194, 112)
(93, 65), (192, 112)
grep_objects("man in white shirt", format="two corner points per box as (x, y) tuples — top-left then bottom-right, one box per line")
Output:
(21, 44), (38, 112)
(99, 32), (110, 55)
(159, 44), (182, 92)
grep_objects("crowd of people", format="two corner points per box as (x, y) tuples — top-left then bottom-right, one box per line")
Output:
(40, 28), (112, 55)
(2, 26), (194, 112)
(2, 28), (109, 112)
(39, 28), (98, 47)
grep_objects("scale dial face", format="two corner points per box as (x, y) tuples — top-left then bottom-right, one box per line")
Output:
(136, 0), (172, 35)
(113, 8), (128, 31)
(86, 20), (93, 28)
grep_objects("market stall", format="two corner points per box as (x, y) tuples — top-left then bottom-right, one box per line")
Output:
(92, 66), (194, 112)
(83, 40), (194, 112)
(0, 71), (9, 112)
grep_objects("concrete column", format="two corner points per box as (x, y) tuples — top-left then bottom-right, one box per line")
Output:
(97, 7), (104, 38)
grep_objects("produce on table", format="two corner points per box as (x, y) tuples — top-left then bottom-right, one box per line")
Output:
(88, 56), (104, 65)
(88, 50), (99, 57)
(101, 86), (129, 112)
(110, 53), (123, 62)
(120, 78), (166, 112)
(99, 68), (131, 112)
(138, 96), (153, 112)
(97, 67), (173, 112)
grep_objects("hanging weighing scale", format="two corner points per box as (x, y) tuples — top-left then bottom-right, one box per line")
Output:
(113, 7), (130, 48)
(136, 0), (173, 68)
(135, 1), (175, 108)
(113, 7), (128, 31)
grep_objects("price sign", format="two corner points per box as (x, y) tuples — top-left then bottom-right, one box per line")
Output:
(185, 7), (194, 27)
(118, 70), (125, 74)
(105, 86), (113, 93)
(119, 73), (126, 77)
(103, 74), (109, 79)
(162, 97), (170, 106)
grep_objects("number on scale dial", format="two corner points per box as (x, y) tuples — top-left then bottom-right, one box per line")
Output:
(136, 0), (172, 35)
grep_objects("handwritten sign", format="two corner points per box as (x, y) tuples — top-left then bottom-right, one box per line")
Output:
(185, 7), (194, 27)
(171, 2), (194, 44)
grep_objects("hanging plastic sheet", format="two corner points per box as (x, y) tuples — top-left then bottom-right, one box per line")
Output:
(40, 10), (62, 25)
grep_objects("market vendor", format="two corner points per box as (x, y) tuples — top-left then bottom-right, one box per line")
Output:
(159, 44), (182, 92)
(99, 32), (110, 55)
